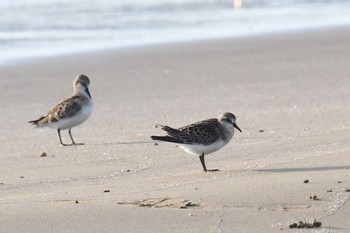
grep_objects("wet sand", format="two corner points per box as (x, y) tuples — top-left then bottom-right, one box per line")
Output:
(0, 26), (350, 232)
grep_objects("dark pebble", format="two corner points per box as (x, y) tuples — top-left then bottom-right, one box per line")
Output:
(289, 220), (321, 229)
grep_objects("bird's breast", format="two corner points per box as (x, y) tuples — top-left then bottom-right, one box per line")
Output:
(179, 139), (228, 156)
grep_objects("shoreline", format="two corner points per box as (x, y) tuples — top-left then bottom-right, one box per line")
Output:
(2, 23), (350, 67)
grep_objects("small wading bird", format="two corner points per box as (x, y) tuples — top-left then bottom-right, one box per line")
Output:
(151, 112), (242, 172)
(29, 74), (93, 146)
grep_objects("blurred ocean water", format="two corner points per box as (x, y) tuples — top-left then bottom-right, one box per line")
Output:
(1, 0), (350, 63)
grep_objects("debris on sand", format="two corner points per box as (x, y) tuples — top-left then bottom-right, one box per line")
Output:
(118, 198), (200, 209)
(303, 179), (309, 183)
(309, 195), (319, 200)
(179, 201), (197, 209)
(38, 152), (47, 157)
(289, 219), (321, 229)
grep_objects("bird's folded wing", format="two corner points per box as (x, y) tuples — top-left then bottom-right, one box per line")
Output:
(38, 96), (82, 124)
(166, 118), (220, 145)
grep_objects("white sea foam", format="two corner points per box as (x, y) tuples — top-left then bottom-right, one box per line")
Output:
(1, 0), (350, 63)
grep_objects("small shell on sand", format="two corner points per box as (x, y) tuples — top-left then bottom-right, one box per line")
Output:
(38, 152), (47, 157)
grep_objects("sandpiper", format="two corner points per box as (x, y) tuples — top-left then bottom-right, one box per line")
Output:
(151, 112), (242, 172)
(29, 74), (93, 146)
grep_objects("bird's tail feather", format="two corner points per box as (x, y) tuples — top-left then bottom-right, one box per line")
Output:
(156, 124), (182, 138)
(150, 135), (183, 144)
(28, 116), (46, 127)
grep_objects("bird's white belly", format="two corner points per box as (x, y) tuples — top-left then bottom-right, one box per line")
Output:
(179, 139), (228, 156)
(48, 103), (93, 130)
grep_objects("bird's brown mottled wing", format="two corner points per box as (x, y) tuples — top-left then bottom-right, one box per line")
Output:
(162, 118), (220, 145)
(36, 96), (82, 125)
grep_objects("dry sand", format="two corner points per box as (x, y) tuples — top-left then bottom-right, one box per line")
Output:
(0, 26), (350, 232)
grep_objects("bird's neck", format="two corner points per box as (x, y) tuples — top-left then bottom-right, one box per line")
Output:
(74, 85), (91, 99)
(219, 125), (234, 142)
(73, 88), (91, 100)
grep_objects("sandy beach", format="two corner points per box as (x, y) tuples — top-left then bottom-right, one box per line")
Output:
(1, 26), (350, 232)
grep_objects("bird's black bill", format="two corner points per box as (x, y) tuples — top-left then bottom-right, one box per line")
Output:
(85, 87), (92, 99)
(234, 123), (242, 132)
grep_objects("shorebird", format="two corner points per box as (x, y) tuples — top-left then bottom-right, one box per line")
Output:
(151, 112), (242, 172)
(29, 74), (93, 146)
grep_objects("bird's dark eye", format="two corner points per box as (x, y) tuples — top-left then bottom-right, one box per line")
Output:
(225, 119), (233, 125)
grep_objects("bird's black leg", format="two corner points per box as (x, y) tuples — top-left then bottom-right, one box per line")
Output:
(68, 129), (84, 145)
(58, 129), (72, 146)
(199, 153), (207, 172)
(199, 153), (219, 172)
